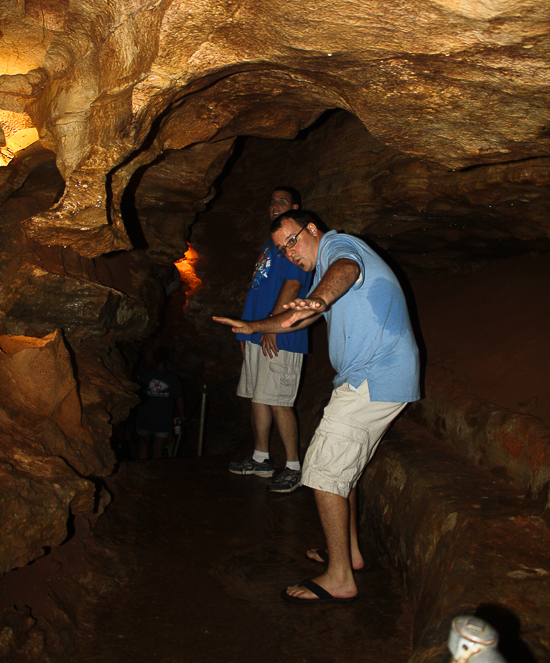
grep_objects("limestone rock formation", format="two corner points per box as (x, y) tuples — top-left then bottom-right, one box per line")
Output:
(1, 0), (548, 258)
(0, 331), (109, 573)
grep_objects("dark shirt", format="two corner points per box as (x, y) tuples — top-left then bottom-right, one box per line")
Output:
(136, 369), (183, 433)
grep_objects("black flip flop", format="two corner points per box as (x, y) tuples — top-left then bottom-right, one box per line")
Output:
(281, 579), (359, 604)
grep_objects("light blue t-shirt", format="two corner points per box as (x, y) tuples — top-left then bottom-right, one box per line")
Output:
(311, 231), (420, 402)
(236, 239), (312, 354)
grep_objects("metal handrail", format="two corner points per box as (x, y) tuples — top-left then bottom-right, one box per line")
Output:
(197, 377), (240, 456)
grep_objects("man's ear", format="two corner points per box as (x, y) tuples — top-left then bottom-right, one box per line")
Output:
(308, 223), (317, 236)
(292, 204), (299, 210)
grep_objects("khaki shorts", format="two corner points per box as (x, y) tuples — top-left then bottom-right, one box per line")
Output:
(237, 341), (303, 407)
(301, 380), (406, 498)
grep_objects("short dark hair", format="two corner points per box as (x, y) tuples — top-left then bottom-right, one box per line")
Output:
(270, 209), (329, 233)
(270, 209), (317, 234)
(271, 186), (301, 208)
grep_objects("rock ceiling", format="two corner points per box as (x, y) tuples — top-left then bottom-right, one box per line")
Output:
(1, 0), (549, 261)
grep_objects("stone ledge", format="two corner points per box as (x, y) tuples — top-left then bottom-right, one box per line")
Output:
(411, 365), (550, 506)
(361, 417), (550, 662)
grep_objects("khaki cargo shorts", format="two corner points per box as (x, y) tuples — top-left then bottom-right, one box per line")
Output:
(237, 341), (303, 407)
(301, 380), (406, 498)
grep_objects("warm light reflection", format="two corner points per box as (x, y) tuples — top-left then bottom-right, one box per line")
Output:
(174, 244), (202, 303)
(0, 110), (39, 166)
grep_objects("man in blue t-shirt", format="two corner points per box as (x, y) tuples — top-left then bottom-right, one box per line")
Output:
(229, 187), (313, 494)
(214, 209), (420, 604)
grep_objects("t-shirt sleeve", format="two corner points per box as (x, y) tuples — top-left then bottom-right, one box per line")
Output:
(322, 235), (366, 291)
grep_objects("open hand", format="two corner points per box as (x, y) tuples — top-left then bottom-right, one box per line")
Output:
(281, 297), (326, 327)
(261, 333), (279, 358)
(212, 316), (254, 335)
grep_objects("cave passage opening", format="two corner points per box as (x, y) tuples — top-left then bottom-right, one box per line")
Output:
(140, 108), (371, 462)
(130, 98), (550, 463)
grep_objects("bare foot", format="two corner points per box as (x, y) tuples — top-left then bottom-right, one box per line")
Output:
(306, 547), (367, 571)
(306, 547), (329, 563)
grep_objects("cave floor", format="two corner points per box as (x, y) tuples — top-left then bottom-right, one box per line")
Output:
(73, 457), (413, 663)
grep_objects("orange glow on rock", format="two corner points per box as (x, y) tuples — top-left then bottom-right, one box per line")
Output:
(174, 244), (202, 299)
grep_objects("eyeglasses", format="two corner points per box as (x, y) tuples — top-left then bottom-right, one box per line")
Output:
(277, 225), (307, 258)
(270, 197), (291, 206)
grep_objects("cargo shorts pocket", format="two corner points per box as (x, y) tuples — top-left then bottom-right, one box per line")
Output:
(269, 362), (298, 397)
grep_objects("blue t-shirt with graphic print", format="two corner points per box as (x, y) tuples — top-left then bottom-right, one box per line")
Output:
(312, 230), (420, 402)
(236, 239), (312, 354)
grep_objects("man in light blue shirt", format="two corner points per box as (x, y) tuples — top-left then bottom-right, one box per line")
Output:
(214, 210), (420, 604)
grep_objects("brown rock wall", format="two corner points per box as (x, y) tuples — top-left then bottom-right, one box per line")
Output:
(0, 331), (116, 573)
(412, 366), (550, 505)
(0, 451), (92, 575)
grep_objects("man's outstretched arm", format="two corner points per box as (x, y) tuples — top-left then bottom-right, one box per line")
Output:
(281, 258), (360, 327)
(213, 305), (319, 336)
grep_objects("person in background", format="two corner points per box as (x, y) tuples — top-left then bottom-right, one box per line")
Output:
(136, 347), (185, 460)
(229, 187), (313, 493)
